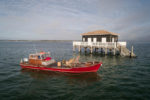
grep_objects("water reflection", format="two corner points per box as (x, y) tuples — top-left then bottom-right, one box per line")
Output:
(73, 53), (128, 67)
(21, 69), (101, 85)
(65, 72), (101, 86)
(21, 69), (63, 79)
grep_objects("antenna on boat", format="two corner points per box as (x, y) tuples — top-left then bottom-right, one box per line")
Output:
(48, 51), (51, 56)
(32, 43), (38, 66)
(33, 44), (37, 54)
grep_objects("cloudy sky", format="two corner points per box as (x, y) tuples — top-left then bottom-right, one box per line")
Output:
(0, 0), (150, 41)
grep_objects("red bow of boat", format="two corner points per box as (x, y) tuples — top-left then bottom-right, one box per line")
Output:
(20, 62), (102, 73)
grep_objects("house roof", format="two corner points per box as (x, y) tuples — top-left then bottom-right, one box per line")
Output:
(81, 30), (118, 36)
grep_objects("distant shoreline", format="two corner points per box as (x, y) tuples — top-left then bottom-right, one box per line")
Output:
(0, 40), (149, 43)
(0, 40), (78, 42)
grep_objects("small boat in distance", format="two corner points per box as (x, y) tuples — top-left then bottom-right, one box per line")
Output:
(20, 51), (102, 73)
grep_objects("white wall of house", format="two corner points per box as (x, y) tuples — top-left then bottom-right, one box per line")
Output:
(83, 38), (85, 41)
(102, 37), (106, 43)
(112, 38), (114, 42)
(93, 38), (97, 42)
(88, 38), (91, 43)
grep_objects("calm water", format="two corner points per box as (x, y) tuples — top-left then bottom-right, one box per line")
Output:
(0, 41), (150, 100)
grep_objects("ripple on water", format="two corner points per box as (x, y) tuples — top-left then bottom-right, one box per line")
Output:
(0, 41), (150, 100)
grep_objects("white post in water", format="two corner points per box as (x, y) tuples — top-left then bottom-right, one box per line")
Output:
(131, 46), (134, 57)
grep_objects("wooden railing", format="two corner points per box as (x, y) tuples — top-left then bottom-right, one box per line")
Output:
(73, 41), (117, 48)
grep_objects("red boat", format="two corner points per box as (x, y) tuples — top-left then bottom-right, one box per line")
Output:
(20, 51), (102, 73)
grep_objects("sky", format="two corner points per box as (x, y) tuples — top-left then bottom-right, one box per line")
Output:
(0, 0), (150, 41)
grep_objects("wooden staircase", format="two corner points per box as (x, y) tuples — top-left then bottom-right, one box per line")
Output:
(117, 46), (136, 57)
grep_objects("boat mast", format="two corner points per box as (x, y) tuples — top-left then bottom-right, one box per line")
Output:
(32, 43), (38, 66)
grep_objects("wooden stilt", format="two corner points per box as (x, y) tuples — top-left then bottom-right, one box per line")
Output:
(101, 48), (103, 54)
(105, 48), (107, 55)
(78, 46), (81, 52)
(90, 47), (93, 54)
(95, 48), (96, 52)
(84, 47), (87, 53)
(109, 49), (112, 54)
(113, 48), (116, 55)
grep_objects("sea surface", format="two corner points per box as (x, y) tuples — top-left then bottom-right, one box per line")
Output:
(0, 41), (150, 100)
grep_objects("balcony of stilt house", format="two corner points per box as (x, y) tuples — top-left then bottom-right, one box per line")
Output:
(73, 30), (136, 57)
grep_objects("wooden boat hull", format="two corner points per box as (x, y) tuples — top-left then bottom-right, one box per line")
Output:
(20, 62), (102, 73)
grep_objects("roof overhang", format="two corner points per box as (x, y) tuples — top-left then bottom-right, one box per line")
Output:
(81, 30), (119, 36)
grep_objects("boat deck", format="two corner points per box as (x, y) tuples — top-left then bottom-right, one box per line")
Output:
(20, 61), (100, 69)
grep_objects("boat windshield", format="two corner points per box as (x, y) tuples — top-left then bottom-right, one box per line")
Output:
(39, 53), (50, 60)
(29, 52), (50, 60)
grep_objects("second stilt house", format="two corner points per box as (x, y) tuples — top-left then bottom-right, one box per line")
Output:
(73, 30), (136, 57)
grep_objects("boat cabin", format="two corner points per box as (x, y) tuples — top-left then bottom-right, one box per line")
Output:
(29, 52), (50, 60)
(29, 51), (51, 65)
